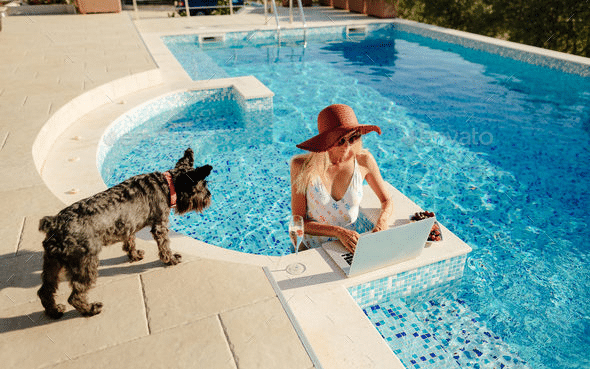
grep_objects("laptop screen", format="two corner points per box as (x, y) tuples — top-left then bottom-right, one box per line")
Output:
(347, 217), (435, 276)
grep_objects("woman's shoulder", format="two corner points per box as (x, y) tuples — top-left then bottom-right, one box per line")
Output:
(291, 153), (311, 172)
(356, 149), (380, 177)
(356, 149), (377, 167)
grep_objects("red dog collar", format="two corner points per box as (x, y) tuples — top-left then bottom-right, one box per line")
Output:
(163, 171), (177, 207)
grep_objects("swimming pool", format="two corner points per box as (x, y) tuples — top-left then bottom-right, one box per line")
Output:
(100, 23), (590, 368)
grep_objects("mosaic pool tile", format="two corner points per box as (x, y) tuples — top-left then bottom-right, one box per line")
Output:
(163, 26), (350, 50)
(163, 23), (589, 77)
(355, 212), (375, 234)
(361, 282), (531, 369)
(392, 22), (589, 77)
(348, 254), (467, 309)
(97, 88), (273, 175)
(344, 251), (534, 367)
(364, 298), (460, 369)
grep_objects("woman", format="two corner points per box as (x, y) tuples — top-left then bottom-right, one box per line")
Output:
(291, 104), (394, 253)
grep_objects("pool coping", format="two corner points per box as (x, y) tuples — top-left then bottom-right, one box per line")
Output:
(35, 12), (589, 369)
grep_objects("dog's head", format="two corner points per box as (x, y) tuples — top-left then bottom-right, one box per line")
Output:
(171, 149), (213, 215)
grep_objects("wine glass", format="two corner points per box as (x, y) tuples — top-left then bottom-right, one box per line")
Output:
(286, 215), (306, 275)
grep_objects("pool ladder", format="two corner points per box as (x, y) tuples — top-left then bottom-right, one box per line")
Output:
(267, 0), (307, 45)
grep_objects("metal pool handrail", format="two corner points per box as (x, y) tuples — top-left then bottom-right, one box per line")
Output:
(296, 0), (307, 45)
(269, 0), (281, 43)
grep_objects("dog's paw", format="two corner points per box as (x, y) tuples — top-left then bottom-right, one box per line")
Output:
(160, 251), (182, 265)
(45, 304), (66, 319)
(164, 253), (182, 266)
(128, 249), (145, 262)
(81, 302), (103, 317)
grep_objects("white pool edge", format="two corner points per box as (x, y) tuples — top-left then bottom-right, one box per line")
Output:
(32, 69), (164, 175)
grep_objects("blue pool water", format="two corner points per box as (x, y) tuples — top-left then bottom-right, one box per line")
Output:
(101, 24), (590, 368)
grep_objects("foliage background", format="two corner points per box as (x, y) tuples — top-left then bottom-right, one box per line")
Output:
(26, 0), (69, 4)
(396, 0), (590, 57)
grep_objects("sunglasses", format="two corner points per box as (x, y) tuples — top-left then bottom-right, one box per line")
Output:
(337, 131), (362, 146)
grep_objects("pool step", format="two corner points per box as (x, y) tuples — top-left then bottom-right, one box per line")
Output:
(364, 295), (531, 369)
(164, 42), (230, 80)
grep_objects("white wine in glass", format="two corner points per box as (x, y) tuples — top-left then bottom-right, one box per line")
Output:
(286, 215), (306, 275)
(289, 215), (304, 253)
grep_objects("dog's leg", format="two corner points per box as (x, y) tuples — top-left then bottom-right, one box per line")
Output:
(151, 224), (181, 265)
(122, 235), (144, 262)
(38, 253), (66, 319)
(67, 256), (103, 317)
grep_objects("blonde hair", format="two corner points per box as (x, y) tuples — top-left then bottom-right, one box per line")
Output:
(292, 139), (366, 194)
(292, 152), (329, 194)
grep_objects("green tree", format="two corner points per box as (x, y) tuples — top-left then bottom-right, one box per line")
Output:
(397, 0), (590, 57)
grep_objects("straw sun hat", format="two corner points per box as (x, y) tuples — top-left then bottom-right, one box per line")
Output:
(296, 104), (381, 153)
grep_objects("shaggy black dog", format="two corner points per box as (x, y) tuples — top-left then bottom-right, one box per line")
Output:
(38, 148), (212, 319)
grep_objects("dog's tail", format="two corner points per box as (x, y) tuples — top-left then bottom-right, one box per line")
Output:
(39, 216), (66, 255)
(39, 216), (57, 234)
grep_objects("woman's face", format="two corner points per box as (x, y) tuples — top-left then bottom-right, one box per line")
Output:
(327, 130), (362, 164)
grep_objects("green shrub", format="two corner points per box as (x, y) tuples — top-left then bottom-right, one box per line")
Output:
(397, 0), (590, 57)
(27, 0), (69, 4)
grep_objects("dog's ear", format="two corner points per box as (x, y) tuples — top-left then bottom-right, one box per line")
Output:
(175, 148), (194, 170)
(175, 165), (212, 190)
(197, 164), (212, 179)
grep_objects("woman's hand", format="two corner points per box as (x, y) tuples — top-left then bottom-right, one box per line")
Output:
(336, 227), (360, 253)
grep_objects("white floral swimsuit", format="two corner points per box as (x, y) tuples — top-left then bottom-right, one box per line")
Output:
(304, 159), (364, 249)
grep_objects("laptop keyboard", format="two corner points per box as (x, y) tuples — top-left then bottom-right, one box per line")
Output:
(342, 252), (354, 265)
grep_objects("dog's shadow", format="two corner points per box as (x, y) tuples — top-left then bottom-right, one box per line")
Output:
(0, 308), (82, 332)
(0, 248), (165, 293)
(97, 228), (174, 277)
(0, 245), (167, 333)
(0, 250), (45, 292)
(97, 256), (164, 277)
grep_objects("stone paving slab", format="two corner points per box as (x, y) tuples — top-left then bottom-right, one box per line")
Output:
(0, 275), (149, 369)
(133, 6), (370, 34)
(220, 297), (314, 369)
(0, 186), (64, 220)
(0, 226), (197, 308)
(15, 214), (47, 255)
(0, 13), (157, 193)
(0, 215), (23, 256)
(141, 258), (276, 333)
(0, 249), (47, 308)
(47, 315), (237, 369)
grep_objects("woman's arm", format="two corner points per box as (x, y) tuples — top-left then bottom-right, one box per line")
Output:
(359, 151), (393, 232)
(290, 156), (309, 219)
(290, 157), (360, 252)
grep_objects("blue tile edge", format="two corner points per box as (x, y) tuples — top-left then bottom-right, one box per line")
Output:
(163, 21), (589, 77)
(96, 87), (273, 173)
(392, 21), (590, 77)
(348, 254), (468, 309)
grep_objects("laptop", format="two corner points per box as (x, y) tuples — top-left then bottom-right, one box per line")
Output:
(322, 217), (436, 277)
